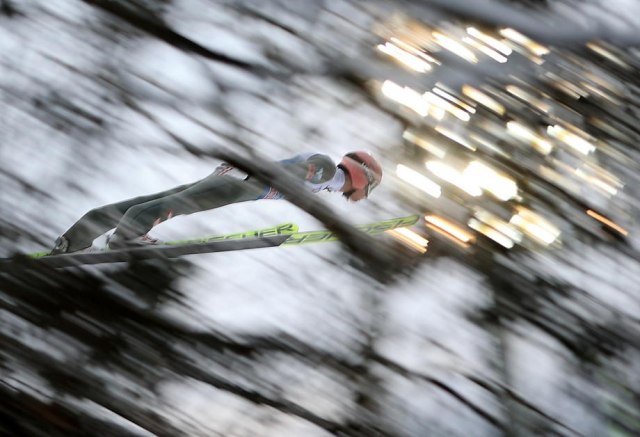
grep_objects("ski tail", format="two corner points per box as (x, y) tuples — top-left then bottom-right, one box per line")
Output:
(3, 235), (291, 269)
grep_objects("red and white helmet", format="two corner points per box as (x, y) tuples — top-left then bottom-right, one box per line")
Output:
(339, 151), (383, 198)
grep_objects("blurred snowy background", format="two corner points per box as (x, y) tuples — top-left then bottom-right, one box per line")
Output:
(1, 0), (640, 436)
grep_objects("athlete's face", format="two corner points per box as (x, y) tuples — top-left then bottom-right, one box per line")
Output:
(341, 168), (374, 202)
(343, 187), (368, 202)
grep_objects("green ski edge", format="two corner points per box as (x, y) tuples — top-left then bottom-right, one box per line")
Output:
(29, 215), (419, 258)
(167, 223), (299, 246)
(166, 214), (419, 247)
(284, 214), (419, 246)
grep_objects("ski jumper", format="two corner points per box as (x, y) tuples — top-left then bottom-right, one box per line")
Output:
(59, 154), (344, 252)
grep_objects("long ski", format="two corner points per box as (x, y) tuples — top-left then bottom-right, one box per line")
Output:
(5, 215), (419, 269)
(26, 223), (299, 259)
(2, 235), (291, 269)
(163, 215), (419, 247)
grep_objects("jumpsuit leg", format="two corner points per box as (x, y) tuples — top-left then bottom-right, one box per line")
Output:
(61, 182), (197, 252)
(112, 175), (266, 241)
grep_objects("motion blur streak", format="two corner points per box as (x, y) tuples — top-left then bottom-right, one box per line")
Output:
(376, 40), (433, 73)
(426, 160), (482, 197)
(586, 210), (629, 236)
(506, 121), (553, 154)
(499, 27), (549, 56)
(462, 85), (505, 115)
(510, 207), (561, 246)
(466, 27), (512, 56)
(387, 227), (429, 253)
(464, 161), (518, 201)
(432, 31), (478, 63)
(381, 80), (429, 116)
(547, 125), (596, 155)
(403, 130), (447, 158)
(397, 164), (442, 198)
(424, 215), (475, 246)
(468, 218), (515, 249)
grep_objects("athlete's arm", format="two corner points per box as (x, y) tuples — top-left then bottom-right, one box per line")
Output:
(281, 153), (336, 184)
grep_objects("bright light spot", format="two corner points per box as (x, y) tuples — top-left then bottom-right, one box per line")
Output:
(510, 207), (560, 245)
(432, 86), (476, 113)
(473, 209), (523, 243)
(377, 41), (433, 73)
(550, 157), (617, 196)
(462, 36), (508, 63)
(575, 168), (618, 196)
(499, 28), (549, 56)
(507, 121), (553, 155)
(577, 162), (623, 196)
(538, 165), (581, 194)
(390, 37), (439, 64)
(381, 80), (429, 116)
(547, 125), (596, 155)
(425, 215), (475, 246)
(380, 81), (472, 121)
(581, 82), (620, 105)
(435, 126), (476, 151)
(464, 161), (518, 201)
(466, 27), (512, 55)
(586, 42), (630, 69)
(586, 210), (629, 236)
(402, 130), (446, 158)
(505, 85), (551, 113)
(584, 71), (624, 97)
(470, 134), (510, 158)
(387, 227), (429, 253)
(426, 161), (482, 196)
(468, 218), (515, 249)
(546, 72), (587, 99)
(432, 31), (478, 63)
(396, 164), (442, 198)
(428, 104), (447, 121)
(424, 91), (471, 121)
(462, 85), (505, 115)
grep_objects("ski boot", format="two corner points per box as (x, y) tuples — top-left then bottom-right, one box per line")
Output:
(50, 236), (70, 255)
(107, 233), (161, 250)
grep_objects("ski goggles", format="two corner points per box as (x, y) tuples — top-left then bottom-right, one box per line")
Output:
(362, 164), (380, 197)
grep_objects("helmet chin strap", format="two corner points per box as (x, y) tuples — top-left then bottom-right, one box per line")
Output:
(337, 166), (351, 192)
(335, 167), (349, 192)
